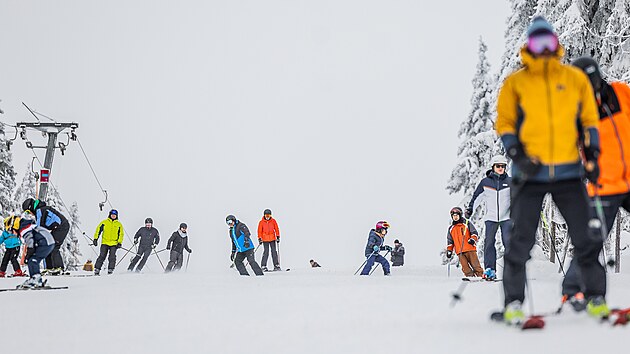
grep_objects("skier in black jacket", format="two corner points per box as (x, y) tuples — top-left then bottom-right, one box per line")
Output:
(165, 223), (192, 272)
(22, 198), (70, 274)
(128, 218), (160, 272)
(391, 239), (405, 266)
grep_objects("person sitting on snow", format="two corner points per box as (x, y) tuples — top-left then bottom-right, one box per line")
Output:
(445, 207), (483, 277)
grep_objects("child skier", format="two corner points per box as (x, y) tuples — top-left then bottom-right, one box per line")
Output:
(360, 221), (392, 276)
(445, 207), (483, 277)
(17, 217), (55, 288)
(0, 216), (25, 277)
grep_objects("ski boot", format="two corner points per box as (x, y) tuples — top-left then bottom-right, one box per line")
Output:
(261, 266), (269, 272)
(273, 266), (282, 272)
(562, 292), (586, 312)
(586, 296), (610, 319)
(504, 300), (525, 325)
(0, 271), (5, 278)
(18, 274), (45, 289)
(482, 268), (496, 281)
(11, 269), (26, 277)
(48, 268), (63, 276)
(107, 269), (114, 275)
(94, 268), (101, 276)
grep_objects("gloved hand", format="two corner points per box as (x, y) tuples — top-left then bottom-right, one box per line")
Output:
(465, 209), (472, 219)
(188, 248), (193, 253)
(258, 238), (262, 245)
(507, 142), (540, 178)
(93, 239), (98, 246)
(116, 243), (122, 249)
(134, 239), (139, 245)
(373, 245), (380, 253)
(585, 163), (600, 184)
(230, 252), (236, 261)
(151, 244), (156, 249)
(244, 240), (251, 248)
(276, 237), (280, 244)
(166, 245), (170, 250)
(383, 245), (393, 251)
(446, 250), (453, 259)
(468, 238), (476, 246)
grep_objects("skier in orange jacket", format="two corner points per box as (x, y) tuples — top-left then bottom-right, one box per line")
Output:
(257, 209), (281, 271)
(446, 207), (483, 277)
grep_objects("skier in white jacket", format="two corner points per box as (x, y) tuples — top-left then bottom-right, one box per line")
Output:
(466, 155), (512, 280)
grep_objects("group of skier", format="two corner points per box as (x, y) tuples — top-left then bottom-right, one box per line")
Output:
(441, 16), (630, 325)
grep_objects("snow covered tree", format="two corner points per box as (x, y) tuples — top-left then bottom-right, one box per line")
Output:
(63, 202), (82, 271)
(447, 38), (500, 199)
(600, 0), (630, 81)
(0, 123), (17, 217)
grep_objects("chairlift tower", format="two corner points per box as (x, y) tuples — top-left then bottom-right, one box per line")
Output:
(16, 121), (78, 201)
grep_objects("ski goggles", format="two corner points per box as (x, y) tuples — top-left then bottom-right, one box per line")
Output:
(226, 219), (235, 226)
(494, 164), (507, 169)
(527, 33), (559, 54)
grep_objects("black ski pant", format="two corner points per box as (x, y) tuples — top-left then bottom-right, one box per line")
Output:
(0, 247), (21, 272)
(234, 249), (264, 276)
(562, 192), (630, 296)
(503, 179), (606, 306)
(45, 223), (70, 271)
(261, 241), (279, 268)
(483, 220), (512, 271)
(27, 244), (54, 276)
(95, 244), (118, 271)
(128, 244), (152, 271)
(165, 250), (184, 272)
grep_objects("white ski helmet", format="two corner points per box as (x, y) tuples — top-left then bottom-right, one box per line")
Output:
(490, 155), (508, 167)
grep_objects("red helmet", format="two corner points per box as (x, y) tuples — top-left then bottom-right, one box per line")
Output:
(376, 221), (390, 231)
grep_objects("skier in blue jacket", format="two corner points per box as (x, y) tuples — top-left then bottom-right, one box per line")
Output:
(22, 198), (70, 274)
(226, 215), (263, 276)
(0, 216), (25, 277)
(466, 155), (512, 280)
(360, 221), (392, 276)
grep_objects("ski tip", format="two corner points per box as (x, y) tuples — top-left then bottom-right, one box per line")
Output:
(522, 316), (545, 330)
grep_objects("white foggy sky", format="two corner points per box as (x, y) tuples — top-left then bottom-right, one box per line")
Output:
(0, 1), (510, 269)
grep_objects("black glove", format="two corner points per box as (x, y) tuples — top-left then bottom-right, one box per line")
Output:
(507, 142), (541, 178)
(446, 250), (453, 259)
(134, 239), (139, 245)
(151, 244), (156, 249)
(468, 238), (476, 246)
(26, 247), (35, 259)
(584, 146), (600, 183)
(276, 237), (280, 244)
(465, 209), (472, 219)
(116, 243), (122, 249)
(93, 239), (98, 246)
(188, 248), (192, 253)
(258, 238), (262, 245)
(230, 252), (236, 261)
(384, 245), (392, 251)
(166, 246), (170, 250)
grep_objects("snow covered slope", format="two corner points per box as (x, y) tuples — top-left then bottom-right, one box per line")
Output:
(0, 259), (628, 354)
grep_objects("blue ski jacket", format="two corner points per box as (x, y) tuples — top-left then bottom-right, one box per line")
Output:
(230, 221), (255, 253)
(364, 229), (385, 257)
(0, 230), (21, 249)
(35, 206), (68, 231)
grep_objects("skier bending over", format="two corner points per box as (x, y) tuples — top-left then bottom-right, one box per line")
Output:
(360, 221), (392, 276)
(227, 215), (263, 276)
(445, 207), (483, 277)
(17, 217), (55, 288)
(165, 223), (192, 272)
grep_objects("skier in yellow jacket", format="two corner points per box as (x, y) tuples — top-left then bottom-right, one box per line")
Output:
(495, 16), (607, 324)
(93, 209), (124, 275)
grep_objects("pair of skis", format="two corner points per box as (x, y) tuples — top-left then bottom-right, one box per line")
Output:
(490, 308), (630, 329)
(0, 285), (69, 293)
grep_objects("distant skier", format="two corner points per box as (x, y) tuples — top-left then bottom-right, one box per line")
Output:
(0, 216), (25, 277)
(445, 207), (483, 277)
(22, 198), (70, 275)
(165, 223), (192, 272)
(257, 209), (281, 271)
(360, 221), (392, 276)
(310, 259), (321, 268)
(466, 155), (512, 280)
(128, 217), (160, 272)
(561, 56), (630, 312)
(226, 215), (263, 276)
(391, 239), (405, 267)
(16, 216), (55, 288)
(496, 17), (607, 324)
(93, 209), (125, 275)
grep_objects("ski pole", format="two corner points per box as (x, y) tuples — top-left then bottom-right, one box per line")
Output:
(592, 185), (615, 268)
(244, 243), (261, 268)
(540, 211), (566, 276)
(185, 252), (191, 272)
(153, 248), (166, 271)
(369, 250), (391, 275)
(354, 250), (378, 275)
(115, 246), (135, 267)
